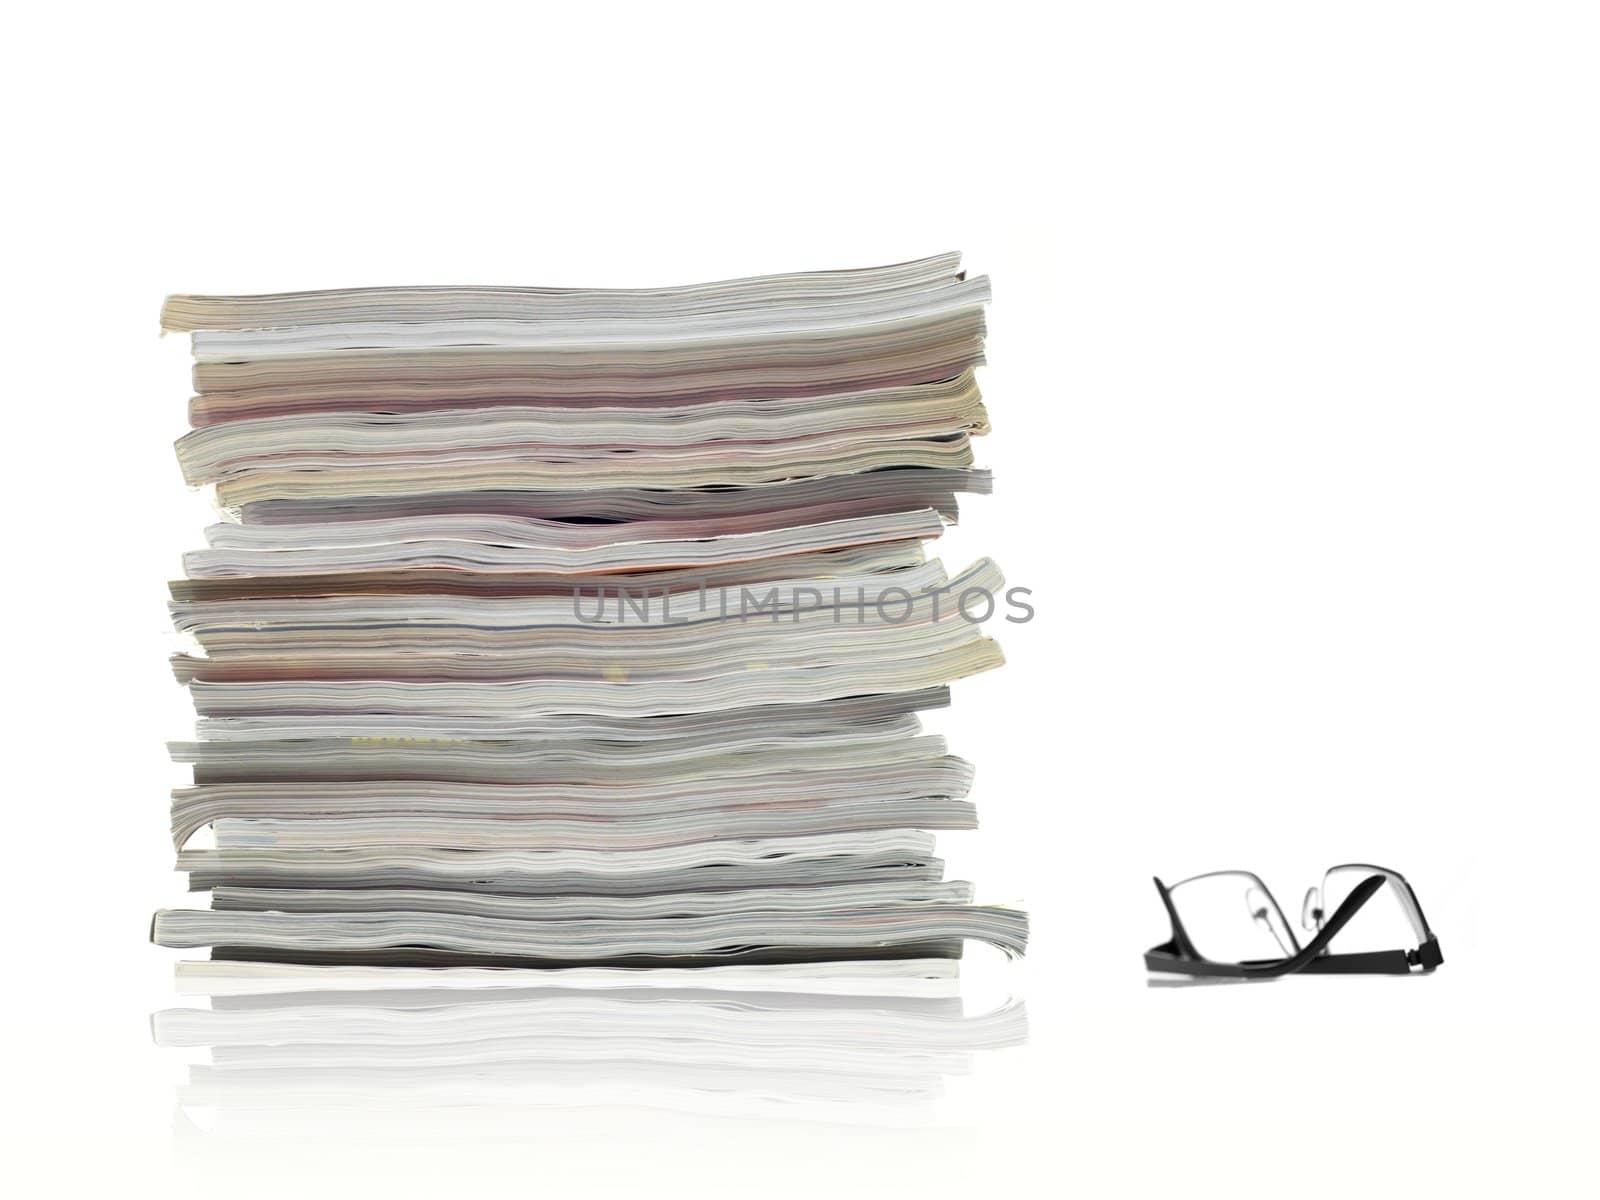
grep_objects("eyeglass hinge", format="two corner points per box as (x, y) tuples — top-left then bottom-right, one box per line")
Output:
(1407, 937), (1444, 970)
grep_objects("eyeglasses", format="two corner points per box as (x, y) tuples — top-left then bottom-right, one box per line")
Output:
(1145, 862), (1443, 978)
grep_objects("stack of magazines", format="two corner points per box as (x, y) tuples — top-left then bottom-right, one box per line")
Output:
(152, 253), (1028, 973)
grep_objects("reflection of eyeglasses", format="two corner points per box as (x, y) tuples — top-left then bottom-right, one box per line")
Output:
(1145, 863), (1444, 978)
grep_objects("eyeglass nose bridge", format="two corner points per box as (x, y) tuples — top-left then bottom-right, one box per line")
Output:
(1302, 885), (1323, 932)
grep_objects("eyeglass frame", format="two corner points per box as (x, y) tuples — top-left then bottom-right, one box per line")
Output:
(1144, 863), (1444, 978)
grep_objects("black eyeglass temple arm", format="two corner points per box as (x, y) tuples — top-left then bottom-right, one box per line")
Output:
(1298, 934), (1444, 975)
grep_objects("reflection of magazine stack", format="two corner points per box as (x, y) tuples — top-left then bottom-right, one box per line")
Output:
(156, 965), (1027, 1129)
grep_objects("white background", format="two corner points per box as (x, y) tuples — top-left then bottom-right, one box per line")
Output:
(3, 2), (1597, 1196)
